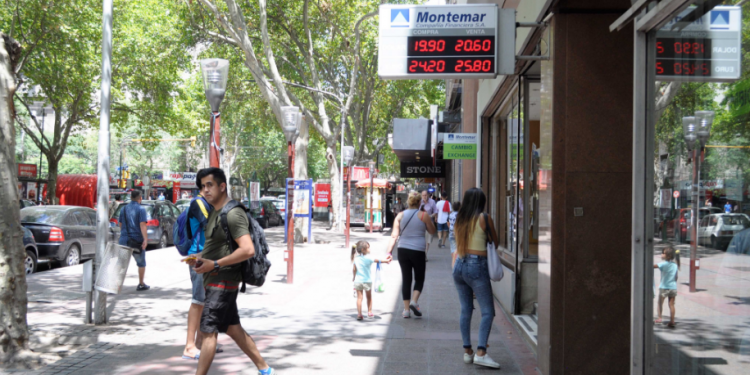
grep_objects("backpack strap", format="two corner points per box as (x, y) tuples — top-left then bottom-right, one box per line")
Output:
(220, 200), (242, 251)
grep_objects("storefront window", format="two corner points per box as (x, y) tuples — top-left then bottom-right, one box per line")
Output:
(506, 86), (524, 255)
(646, 1), (750, 372)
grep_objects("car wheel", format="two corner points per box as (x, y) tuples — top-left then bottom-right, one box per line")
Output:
(158, 233), (167, 249)
(710, 236), (719, 249)
(64, 245), (81, 267)
(260, 218), (268, 229)
(25, 249), (37, 275)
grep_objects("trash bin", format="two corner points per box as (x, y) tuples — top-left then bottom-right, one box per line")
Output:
(94, 242), (134, 294)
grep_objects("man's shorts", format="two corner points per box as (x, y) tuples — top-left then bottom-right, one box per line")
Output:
(200, 281), (241, 334)
(132, 249), (146, 267)
(659, 288), (677, 299)
(354, 282), (372, 291)
(189, 265), (205, 306)
(437, 222), (449, 232)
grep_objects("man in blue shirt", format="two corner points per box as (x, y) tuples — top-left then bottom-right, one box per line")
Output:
(119, 190), (150, 291)
(725, 201), (733, 213)
(183, 187), (211, 360)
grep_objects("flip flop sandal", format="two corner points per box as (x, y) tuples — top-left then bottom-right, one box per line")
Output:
(667, 323), (676, 328)
(654, 318), (663, 323)
(368, 312), (374, 318)
(182, 353), (200, 360)
(357, 315), (364, 321)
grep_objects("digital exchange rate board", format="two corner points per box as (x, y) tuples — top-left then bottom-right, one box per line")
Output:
(655, 6), (741, 81)
(378, 4), (504, 79)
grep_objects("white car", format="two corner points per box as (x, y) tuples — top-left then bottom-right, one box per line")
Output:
(698, 213), (750, 249)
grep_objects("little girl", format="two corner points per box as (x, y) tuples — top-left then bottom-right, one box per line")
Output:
(654, 246), (679, 328)
(351, 240), (391, 320)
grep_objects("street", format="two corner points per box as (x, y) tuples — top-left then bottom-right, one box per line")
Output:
(3, 222), (536, 375)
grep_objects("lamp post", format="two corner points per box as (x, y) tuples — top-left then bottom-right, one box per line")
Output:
(281, 106), (302, 284)
(682, 111), (714, 293)
(200, 59), (229, 168)
(30, 101), (48, 204)
(342, 146), (355, 248)
(368, 160), (376, 233)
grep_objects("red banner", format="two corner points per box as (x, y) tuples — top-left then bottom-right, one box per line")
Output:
(343, 166), (375, 181)
(18, 163), (37, 178)
(314, 183), (331, 207)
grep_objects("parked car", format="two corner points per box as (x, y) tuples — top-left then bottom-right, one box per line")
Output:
(20, 206), (100, 267)
(253, 200), (284, 229)
(110, 200), (179, 248)
(666, 207), (723, 243)
(272, 199), (286, 220)
(23, 227), (38, 274)
(698, 213), (750, 249)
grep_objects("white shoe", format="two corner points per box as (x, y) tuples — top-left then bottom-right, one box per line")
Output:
(409, 303), (423, 318)
(402, 309), (410, 318)
(463, 353), (474, 364)
(474, 354), (500, 368)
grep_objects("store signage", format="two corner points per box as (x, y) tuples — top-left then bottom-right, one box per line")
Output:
(443, 133), (477, 159)
(18, 163), (37, 178)
(293, 180), (312, 217)
(314, 183), (331, 208)
(673, 190), (680, 199)
(344, 166), (371, 181)
(656, 6), (741, 81)
(378, 4), (514, 79)
(401, 161), (446, 178)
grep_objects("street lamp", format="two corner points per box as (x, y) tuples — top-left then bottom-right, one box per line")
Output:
(281, 106), (302, 284)
(343, 145), (355, 248)
(682, 111), (714, 293)
(368, 160), (376, 233)
(30, 101), (49, 204)
(200, 59), (229, 168)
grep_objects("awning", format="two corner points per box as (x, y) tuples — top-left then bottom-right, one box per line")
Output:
(356, 179), (393, 189)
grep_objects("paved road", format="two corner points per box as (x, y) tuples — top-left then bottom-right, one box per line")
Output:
(3, 222), (537, 375)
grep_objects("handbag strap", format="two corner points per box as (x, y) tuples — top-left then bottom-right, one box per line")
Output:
(483, 213), (493, 245)
(398, 210), (418, 241)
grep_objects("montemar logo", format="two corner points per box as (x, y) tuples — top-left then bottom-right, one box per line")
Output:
(416, 11), (487, 24)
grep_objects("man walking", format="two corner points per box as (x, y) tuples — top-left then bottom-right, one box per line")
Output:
(182, 173), (212, 360)
(420, 190), (438, 255)
(392, 196), (405, 216)
(187, 167), (275, 375)
(435, 192), (451, 248)
(119, 190), (149, 291)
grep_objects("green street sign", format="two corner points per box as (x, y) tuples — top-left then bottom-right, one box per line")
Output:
(444, 143), (477, 159)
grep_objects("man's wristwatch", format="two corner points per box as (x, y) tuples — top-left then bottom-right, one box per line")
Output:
(213, 260), (220, 270)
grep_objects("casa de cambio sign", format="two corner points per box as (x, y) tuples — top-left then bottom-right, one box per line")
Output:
(378, 4), (515, 80)
(443, 133), (477, 159)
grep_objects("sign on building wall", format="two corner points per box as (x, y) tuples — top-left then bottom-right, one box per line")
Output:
(656, 6), (741, 81)
(18, 163), (37, 178)
(378, 4), (515, 79)
(314, 183), (331, 207)
(401, 161), (446, 178)
(443, 133), (477, 159)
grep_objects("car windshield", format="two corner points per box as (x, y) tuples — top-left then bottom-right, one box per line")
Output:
(20, 209), (67, 224)
(112, 203), (154, 220)
(273, 201), (284, 209)
(722, 215), (750, 227)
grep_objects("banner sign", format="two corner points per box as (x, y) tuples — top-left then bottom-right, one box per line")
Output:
(400, 161), (446, 178)
(344, 166), (371, 181)
(294, 180), (313, 216)
(18, 163), (37, 178)
(444, 133), (477, 159)
(249, 182), (260, 202)
(314, 183), (331, 207)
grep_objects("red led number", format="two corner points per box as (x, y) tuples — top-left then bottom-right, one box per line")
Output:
(673, 42), (704, 55)
(409, 60), (418, 73)
(455, 59), (492, 73)
(415, 39), (445, 52)
(657, 41), (664, 55)
(455, 39), (492, 52)
(656, 62), (663, 75)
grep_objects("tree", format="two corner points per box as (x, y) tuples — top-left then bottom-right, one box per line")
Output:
(0, 33), (37, 367)
(3, 0), (193, 203)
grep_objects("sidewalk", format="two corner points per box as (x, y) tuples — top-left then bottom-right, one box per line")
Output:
(3, 222), (537, 375)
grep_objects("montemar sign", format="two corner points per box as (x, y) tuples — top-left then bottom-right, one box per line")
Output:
(444, 133), (477, 159)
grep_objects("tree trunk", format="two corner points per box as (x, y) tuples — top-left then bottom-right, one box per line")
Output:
(45, 156), (59, 205)
(294, 119), (309, 243)
(0, 33), (38, 367)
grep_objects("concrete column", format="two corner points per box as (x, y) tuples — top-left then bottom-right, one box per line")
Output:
(461, 79), (478, 193)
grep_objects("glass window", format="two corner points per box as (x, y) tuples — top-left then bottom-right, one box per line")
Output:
(646, 1), (750, 373)
(19, 208), (67, 224)
(506, 87), (523, 255)
(73, 211), (92, 226)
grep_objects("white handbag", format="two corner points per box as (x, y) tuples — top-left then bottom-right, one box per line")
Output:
(483, 214), (505, 281)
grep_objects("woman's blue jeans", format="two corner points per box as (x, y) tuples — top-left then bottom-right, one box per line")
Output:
(453, 255), (495, 351)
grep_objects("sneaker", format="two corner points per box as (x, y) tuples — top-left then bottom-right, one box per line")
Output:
(402, 309), (410, 318)
(473, 354), (500, 369)
(258, 367), (275, 375)
(409, 303), (422, 318)
(137, 284), (150, 291)
(463, 353), (474, 364)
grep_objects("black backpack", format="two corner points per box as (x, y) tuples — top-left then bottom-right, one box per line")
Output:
(219, 200), (272, 292)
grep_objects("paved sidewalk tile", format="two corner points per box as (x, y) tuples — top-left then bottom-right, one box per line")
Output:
(2, 222), (537, 375)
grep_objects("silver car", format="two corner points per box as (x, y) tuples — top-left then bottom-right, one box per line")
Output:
(698, 213), (750, 249)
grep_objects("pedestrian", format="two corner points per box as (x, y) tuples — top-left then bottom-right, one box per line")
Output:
(448, 201), (461, 254)
(654, 246), (679, 328)
(392, 197), (405, 216)
(186, 167), (275, 375)
(386, 191), (436, 318)
(182, 173), (213, 360)
(451, 187), (500, 369)
(419, 190), (438, 257)
(435, 192), (451, 248)
(327, 201), (333, 230)
(725, 201), (733, 213)
(351, 240), (391, 320)
(158, 191), (166, 201)
(118, 190), (150, 291)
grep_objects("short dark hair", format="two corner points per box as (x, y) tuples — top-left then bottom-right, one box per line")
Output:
(441, 191), (448, 199)
(197, 167), (227, 187)
(131, 190), (142, 200)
